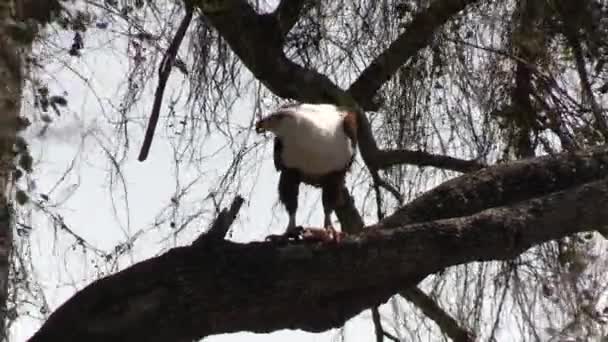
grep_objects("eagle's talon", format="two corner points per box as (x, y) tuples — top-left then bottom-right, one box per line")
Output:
(284, 225), (304, 240)
(265, 234), (287, 243)
(298, 227), (344, 244)
(325, 226), (344, 244)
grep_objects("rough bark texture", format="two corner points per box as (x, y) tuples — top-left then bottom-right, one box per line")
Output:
(0, 2), (22, 339)
(29, 148), (608, 342)
(0, 1), (55, 339)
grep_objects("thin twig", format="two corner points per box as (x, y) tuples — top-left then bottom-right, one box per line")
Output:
(272, 0), (307, 38)
(373, 173), (403, 204)
(371, 306), (385, 342)
(567, 33), (608, 140)
(383, 331), (400, 342)
(138, 2), (194, 161)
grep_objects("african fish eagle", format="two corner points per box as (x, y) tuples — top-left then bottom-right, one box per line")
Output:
(255, 103), (358, 241)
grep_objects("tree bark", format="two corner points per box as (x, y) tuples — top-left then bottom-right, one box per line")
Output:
(28, 148), (608, 342)
(0, 1), (56, 338)
(0, 2), (24, 339)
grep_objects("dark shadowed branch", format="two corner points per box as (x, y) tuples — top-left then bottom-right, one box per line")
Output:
(371, 305), (399, 342)
(272, 0), (308, 38)
(138, 2), (193, 162)
(377, 146), (608, 229)
(400, 288), (475, 342)
(193, 195), (245, 244)
(371, 306), (383, 342)
(374, 149), (485, 173)
(29, 150), (608, 341)
(348, 0), (482, 111)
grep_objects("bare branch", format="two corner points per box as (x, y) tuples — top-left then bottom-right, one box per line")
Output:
(374, 149), (485, 173)
(377, 146), (608, 229)
(371, 306), (384, 342)
(272, 0), (307, 38)
(138, 3), (194, 161)
(194, 195), (245, 244)
(199, 0), (346, 104)
(400, 287), (475, 342)
(371, 306), (399, 342)
(30, 151), (608, 341)
(348, 0), (481, 111)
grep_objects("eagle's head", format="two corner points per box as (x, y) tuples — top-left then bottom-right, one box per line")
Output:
(255, 112), (291, 135)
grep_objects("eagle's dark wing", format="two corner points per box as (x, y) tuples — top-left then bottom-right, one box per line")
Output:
(342, 111), (358, 168)
(273, 137), (284, 171)
(342, 111), (358, 150)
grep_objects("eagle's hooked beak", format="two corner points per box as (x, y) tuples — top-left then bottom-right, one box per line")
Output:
(255, 119), (268, 133)
(255, 112), (284, 133)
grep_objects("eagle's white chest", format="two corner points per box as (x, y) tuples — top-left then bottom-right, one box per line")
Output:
(279, 109), (354, 175)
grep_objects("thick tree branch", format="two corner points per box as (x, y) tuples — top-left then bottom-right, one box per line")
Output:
(375, 149), (485, 173)
(30, 150), (608, 341)
(138, 2), (193, 161)
(197, 0), (346, 105)
(17, 0), (61, 24)
(272, 0), (307, 38)
(400, 288), (474, 342)
(348, 0), (481, 110)
(378, 146), (608, 228)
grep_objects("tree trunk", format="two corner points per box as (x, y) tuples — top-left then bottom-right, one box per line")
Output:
(0, 0), (30, 339)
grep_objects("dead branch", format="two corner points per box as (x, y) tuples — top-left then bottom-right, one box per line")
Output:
(348, 0), (481, 111)
(138, 2), (193, 162)
(371, 305), (399, 342)
(400, 287), (475, 342)
(377, 146), (608, 229)
(272, 0), (308, 38)
(193, 195), (245, 245)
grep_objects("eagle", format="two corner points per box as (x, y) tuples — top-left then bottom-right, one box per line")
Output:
(255, 103), (358, 242)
